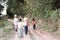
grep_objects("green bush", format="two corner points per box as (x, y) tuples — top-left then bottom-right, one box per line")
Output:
(0, 20), (5, 28)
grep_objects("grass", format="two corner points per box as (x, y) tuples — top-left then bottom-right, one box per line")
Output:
(37, 21), (58, 33)
(0, 20), (14, 40)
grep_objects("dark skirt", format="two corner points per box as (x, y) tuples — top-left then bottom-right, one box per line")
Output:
(33, 24), (36, 30)
(24, 26), (28, 34)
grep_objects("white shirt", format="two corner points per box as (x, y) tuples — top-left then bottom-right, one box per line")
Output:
(23, 22), (27, 26)
(23, 18), (28, 26)
(14, 18), (19, 25)
(18, 22), (23, 29)
(24, 18), (28, 21)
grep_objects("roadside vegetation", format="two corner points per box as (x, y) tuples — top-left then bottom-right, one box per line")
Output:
(0, 0), (60, 39)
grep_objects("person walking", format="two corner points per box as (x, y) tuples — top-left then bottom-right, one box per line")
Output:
(32, 18), (36, 30)
(18, 19), (24, 38)
(23, 17), (29, 34)
(13, 14), (19, 31)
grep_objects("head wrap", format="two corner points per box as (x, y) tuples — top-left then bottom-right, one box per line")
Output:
(14, 14), (17, 17)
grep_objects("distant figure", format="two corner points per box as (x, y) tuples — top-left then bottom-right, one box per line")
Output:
(18, 19), (24, 38)
(19, 16), (23, 21)
(19, 16), (22, 19)
(23, 17), (29, 34)
(32, 18), (36, 30)
(13, 14), (19, 31)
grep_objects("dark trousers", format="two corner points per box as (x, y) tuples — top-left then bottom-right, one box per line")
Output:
(33, 24), (36, 30)
(24, 26), (28, 34)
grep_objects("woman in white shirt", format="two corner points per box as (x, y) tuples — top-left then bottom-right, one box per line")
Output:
(18, 19), (24, 38)
(23, 18), (29, 34)
(13, 14), (19, 31)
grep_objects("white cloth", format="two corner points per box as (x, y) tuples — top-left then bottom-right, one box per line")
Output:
(24, 18), (28, 21)
(18, 22), (24, 37)
(14, 18), (19, 25)
(23, 18), (28, 26)
(23, 22), (27, 26)
(14, 14), (17, 17)
(18, 22), (23, 29)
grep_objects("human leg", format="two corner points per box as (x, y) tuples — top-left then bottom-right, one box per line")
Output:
(24, 26), (28, 34)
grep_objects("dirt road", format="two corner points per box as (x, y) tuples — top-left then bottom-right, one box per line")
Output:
(7, 19), (58, 40)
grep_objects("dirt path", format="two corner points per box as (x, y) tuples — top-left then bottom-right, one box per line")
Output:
(7, 19), (58, 40)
